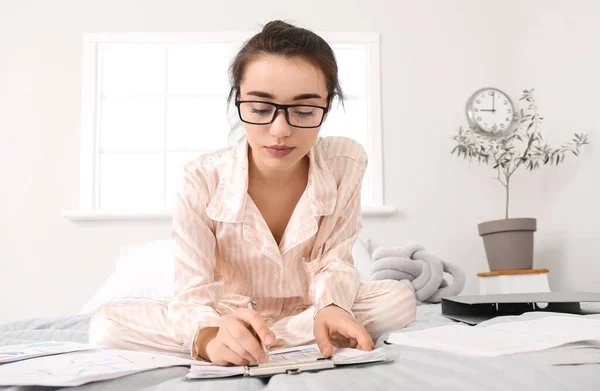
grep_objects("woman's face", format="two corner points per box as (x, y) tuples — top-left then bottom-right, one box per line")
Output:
(238, 55), (329, 174)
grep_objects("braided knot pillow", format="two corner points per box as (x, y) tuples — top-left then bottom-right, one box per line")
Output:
(370, 243), (465, 303)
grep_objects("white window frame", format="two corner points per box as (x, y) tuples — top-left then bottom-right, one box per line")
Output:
(63, 32), (395, 221)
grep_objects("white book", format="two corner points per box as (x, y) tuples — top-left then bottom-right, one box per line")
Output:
(478, 272), (550, 295)
(187, 344), (387, 379)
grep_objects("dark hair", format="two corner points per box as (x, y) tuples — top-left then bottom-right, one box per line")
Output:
(226, 20), (343, 138)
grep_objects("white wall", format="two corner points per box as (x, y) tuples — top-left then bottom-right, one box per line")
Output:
(1, 0), (599, 324)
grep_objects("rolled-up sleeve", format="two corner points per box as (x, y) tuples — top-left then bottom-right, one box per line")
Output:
(167, 163), (222, 353)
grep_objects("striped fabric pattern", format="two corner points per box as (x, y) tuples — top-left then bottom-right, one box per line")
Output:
(88, 136), (417, 356)
(169, 136), (369, 345)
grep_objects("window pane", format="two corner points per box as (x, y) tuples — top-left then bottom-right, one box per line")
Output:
(102, 47), (166, 95)
(333, 45), (367, 97)
(90, 38), (378, 211)
(165, 151), (204, 209)
(100, 97), (164, 150)
(99, 152), (163, 209)
(320, 98), (368, 147)
(168, 43), (239, 95)
(166, 97), (229, 150)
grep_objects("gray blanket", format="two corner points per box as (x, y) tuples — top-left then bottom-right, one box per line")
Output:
(2, 305), (600, 391)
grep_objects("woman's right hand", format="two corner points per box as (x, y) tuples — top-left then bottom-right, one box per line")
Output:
(198, 308), (275, 366)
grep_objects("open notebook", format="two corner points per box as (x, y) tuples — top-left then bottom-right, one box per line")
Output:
(187, 344), (388, 379)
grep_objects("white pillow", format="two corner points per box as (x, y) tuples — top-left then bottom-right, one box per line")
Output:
(80, 236), (373, 314)
(79, 239), (175, 314)
(352, 236), (373, 282)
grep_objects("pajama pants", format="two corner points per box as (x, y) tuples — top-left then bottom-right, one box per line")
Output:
(88, 279), (416, 355)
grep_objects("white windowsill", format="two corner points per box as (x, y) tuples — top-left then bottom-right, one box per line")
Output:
(62, 205), (397, 221)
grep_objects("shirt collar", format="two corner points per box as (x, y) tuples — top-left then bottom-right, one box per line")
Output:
(206, 137), (337, 223)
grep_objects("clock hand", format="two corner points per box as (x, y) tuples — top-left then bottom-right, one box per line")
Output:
(479, 109), (494, 112)
(492, 93), (496, 113)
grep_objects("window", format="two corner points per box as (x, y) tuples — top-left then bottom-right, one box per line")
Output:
(66, 32), (392, 220)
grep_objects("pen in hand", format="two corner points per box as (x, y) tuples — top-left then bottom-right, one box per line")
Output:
(247, 300), (269, 356)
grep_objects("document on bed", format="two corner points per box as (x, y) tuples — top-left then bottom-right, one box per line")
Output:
(0, 343), (384, 385)
(511, 340), (600, 366)
(0, 341), (96, 364)
(187, 344), (387, 379)
(387, 315), (600, 359)
(0, 348), (205, 387)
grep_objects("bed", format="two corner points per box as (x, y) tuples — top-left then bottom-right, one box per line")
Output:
(2, 303), (600, 391)
(2, 239), (599, 390)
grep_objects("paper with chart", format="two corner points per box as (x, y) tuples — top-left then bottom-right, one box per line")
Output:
(0, 348), (205, 387)
(187, 343), (387, 379)
(387, 315), (600, 358)
(0, 341), (96, 364)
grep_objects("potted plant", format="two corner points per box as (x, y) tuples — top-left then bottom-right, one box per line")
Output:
(451, 89), (589, 271)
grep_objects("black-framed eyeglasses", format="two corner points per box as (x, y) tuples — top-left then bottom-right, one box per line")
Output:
(235, 100), (329, 129)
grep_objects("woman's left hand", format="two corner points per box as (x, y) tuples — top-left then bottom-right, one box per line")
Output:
(313, 304), (374, 357)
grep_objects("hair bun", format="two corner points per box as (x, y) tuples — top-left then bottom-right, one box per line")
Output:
(262, 20), (295, 33)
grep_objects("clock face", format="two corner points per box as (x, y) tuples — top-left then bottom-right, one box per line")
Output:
(469, 88), (516, 134)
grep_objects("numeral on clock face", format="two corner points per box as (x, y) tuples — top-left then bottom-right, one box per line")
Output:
(470, 89), (515, 133)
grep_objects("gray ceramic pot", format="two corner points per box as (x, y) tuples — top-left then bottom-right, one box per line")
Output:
(478, 217), (537, 271)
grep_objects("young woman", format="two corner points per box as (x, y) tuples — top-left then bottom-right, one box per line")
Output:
(89, 20), (416, 366)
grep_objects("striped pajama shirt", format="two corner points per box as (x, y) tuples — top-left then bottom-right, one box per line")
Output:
(89, 136), (416, 358)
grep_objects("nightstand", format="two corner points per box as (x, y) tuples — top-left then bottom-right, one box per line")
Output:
(477, 269), (551, 295)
